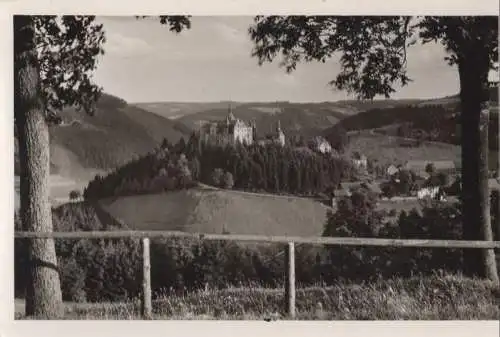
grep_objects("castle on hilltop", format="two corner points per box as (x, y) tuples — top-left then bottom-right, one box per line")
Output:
(199, 104), (285, 147)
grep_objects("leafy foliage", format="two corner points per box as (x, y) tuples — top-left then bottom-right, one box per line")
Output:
(31, 16), (105, 116)
(322, 190), (499, 281)
(249, 16), (415, 99)
(250, 16), (498, 99)
(69, 190), (81, 200)
(136, 16), (191, 33)
(24, 15), (191, 120)
(14, 203), (141, 302)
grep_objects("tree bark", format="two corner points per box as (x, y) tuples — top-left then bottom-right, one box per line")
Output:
(14, 15), (63, 318)
(458, 48), (499, 284)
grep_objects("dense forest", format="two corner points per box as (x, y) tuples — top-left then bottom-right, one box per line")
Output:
(13, 93), (191, 176)
(84, 134), (352, 200)
(197, 140), (349, 196)
(84, 138), (197, 200)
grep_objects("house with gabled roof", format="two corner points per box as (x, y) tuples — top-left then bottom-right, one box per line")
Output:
(386, 164), (399, 177)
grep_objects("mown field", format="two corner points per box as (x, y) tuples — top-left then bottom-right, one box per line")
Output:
(97, 183), (463, 237)
(344, 132), (462, 168)
(344, 132), (499, 171)
(15, 274), (500, 320)
(98, 186), (331, 236)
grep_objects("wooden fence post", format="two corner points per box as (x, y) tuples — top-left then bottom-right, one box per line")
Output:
(141, 237), (152, 319)
(285, 241), (296, 319)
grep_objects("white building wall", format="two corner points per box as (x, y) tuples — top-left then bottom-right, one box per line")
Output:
(319, 142), (332, 154)
(277, 131), (285, 146)
(233, 123), (254, 145)
(417, 187), (440, 199)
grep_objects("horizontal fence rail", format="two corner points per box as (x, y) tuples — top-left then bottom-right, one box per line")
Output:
(14, 230), (500, 319)
(15, 230), (500, 249)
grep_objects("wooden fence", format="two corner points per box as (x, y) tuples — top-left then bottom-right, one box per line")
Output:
(15, 230), (500, 319)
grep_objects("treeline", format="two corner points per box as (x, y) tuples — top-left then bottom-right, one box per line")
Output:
(329, 104), (499, 151)
(197, 141), (350, 196)
(84, 139), (198, 200)
(396, 111), (499, 151)
(14, 191), (499, 303)
(84, 134), (353, 200)
(332, 105), (456, 133)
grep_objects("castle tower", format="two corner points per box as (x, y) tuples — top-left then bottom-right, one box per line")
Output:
(227, 103), (235, 123)
(276, 120), (285, 146)
(251, 119), (257, 143)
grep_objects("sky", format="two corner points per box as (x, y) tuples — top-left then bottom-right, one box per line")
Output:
(93, 16), (464, 103)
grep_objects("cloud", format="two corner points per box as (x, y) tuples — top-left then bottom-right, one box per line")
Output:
(104, 31), (154, 56)
(211, 20), (249, 46)
(94, 16), (461, 102)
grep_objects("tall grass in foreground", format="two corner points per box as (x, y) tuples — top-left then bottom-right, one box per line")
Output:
(16, 273), (500, 320)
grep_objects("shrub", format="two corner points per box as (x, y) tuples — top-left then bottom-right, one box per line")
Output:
(15, 203), (142, 302)
(381, 181), (396, 199)
(69, 190), (81, 201)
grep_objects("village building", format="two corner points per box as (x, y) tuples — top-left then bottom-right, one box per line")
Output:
(386, 164), (399, 177)
(415, 172), (458, 201)
(417, 185), (442, 200)
(352, 152), (368, 170)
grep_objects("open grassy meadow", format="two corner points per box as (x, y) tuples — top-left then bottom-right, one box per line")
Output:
(98, 186), (331, 236)
(15, 274), (500, 320)
(344, 132), (499, 171)
(344, 133), (462, 168)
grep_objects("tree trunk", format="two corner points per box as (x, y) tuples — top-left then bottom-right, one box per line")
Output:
(14, 15), (63, 318)
(458, 49), (499, 284)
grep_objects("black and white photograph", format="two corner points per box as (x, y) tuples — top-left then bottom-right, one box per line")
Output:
(5, 2), (500, 329)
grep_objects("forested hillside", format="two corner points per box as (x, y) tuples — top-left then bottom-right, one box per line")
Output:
(14, 93), (191, 177)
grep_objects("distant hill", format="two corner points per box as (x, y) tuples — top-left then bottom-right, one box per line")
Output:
(98, 186), (331, 236)
(14, 93), (192, 180)
(136, 98), (443, 141)
(323, 87), (498, 147)
(133, 101), (246, 120)
(176, 102), (350, 139)
(334, 98), (424, 111)
(322, 88), (499, 172)
(327, 87), (498, 132)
